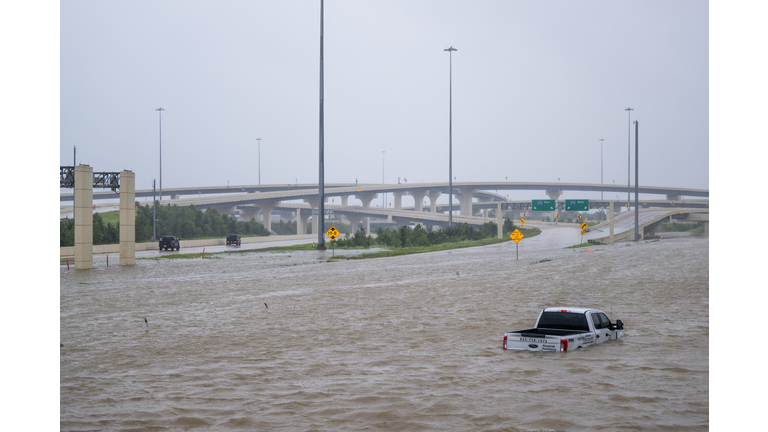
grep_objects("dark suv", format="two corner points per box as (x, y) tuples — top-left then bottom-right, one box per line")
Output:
(159, 236), (180, 251)
(226, 234), (241, 246)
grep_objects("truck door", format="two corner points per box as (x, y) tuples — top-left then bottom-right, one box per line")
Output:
(590, 313), (611, 344)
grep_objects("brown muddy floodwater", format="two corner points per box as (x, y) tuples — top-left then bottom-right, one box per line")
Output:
(60, 237), (708, 431)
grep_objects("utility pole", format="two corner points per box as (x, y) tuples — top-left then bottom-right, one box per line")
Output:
(634, 120), (639, 241)
(256, 138), (262, 185)
(152, 179), (156, 242)
(382, 151), (386, 208)
(624, 107), (633, 209)
(599, 138), (605, 200)
(445, 46), (457, 227)
(156, 107), (165, 201)
(317, 0), (326, 250)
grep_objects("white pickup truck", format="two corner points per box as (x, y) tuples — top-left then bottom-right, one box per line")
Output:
(503, 307), (624, 352)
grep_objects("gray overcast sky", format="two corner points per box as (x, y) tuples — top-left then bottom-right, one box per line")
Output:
(58, 0), (708, 202)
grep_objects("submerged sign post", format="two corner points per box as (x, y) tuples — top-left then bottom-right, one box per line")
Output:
(510, 229), (524, 260)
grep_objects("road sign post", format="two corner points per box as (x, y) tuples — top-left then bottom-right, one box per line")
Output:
(510, 229), (524, 260)
(325, 225), (340, 257)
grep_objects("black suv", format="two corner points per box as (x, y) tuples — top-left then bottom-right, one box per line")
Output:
(226, 234), (241, 246)
(159, 236), (180, 251)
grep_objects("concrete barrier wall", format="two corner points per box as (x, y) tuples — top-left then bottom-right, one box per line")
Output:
(61, 234), (317, 257)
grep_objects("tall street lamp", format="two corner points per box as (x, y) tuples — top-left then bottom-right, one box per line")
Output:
(256, 138), (262, 185)
(599, 138), (605, 200)
(624, 107), (633, 209)
(381, 151), (386, 208)
(445, 46), (457, 227)
(317, 0), (326, 249)
(156, 107), (165, 201)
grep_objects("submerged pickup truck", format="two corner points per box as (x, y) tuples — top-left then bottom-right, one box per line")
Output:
(503, 307), (624, 352)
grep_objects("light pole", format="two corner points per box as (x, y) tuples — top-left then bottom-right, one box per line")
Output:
(381, 151), (386, 208)
(634, 120), (639, 241)
(156, 107), (165, 201)
(317, 0), (326, 249)
(624, 107), (633, 210)
(445, 46), (457, 227)
(256, 138), (262, 185)
(599, 138), (605, 200)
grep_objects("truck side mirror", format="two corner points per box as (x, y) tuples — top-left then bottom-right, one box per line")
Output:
(615, 320), (623, 330)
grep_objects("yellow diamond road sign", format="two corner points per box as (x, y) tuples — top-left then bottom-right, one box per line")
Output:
(580, 222), (588, 230)
(326, 226), (340, 241)
(510, 229), (524, 243)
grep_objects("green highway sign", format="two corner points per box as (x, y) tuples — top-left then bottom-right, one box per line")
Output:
(565, 199), (589, 211)
(531, 199), (556, 211)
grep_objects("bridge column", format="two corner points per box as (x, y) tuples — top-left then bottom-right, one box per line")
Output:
(239, 206), (259, 221)
(427, 191), (441, 212)
(457, 188), (479, 216)
(170, 194), (180, 200)
(303, 197), (328, 211)
(546, 190), (563, 220)
(119, 170), (135, 266)
(355, 193), (377, 235)
(296, 209), (311, 235)
(407, 190), (427, 212)
(609, 201), (614, 245)
(74, 165), (93, 270)
(666, 194), (682, 202)
(496, 202), (502, 239)
(337, 196), (349, 223)
(303, 197), (328, 234)
(218, 206), (237, 215)
(392, 192), (403, 210)
(646, 225), (660, 239)
(257, 202), (277, 233)
(345, 215), (364, 233)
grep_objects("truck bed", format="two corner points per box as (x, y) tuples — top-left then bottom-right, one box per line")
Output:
(513, 328), (591, 338)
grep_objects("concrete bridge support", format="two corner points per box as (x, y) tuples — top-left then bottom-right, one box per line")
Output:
(74, 165), (93, 270)
(239, 206), (259, 221)
(345, 215), (365, 234)
(609, 201), (614, 245)
(303, 197), (328, 234)
(408, 190), (427, 212)
(216, 206), (237, 215)
(457, 188), (479, 216)
(666, 195), (682, 202)
(257, 202), (277, 232)
(546, 190), (563, 220)
(392, 192), (404, 210)
(296, 209), (311, 235)
(119, 170), (135, 266)
(354, 193), (377, 234)
(426, 191), (441, 212)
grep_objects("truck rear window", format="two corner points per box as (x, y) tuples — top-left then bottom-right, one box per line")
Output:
(537, 312), (590, 331)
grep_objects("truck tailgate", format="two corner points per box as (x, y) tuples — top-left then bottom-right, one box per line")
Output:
(504, 332), (562, 351)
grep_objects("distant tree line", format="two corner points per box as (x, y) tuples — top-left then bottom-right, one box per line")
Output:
(60, 202), (270, 247)
(331, 219), (517, 249)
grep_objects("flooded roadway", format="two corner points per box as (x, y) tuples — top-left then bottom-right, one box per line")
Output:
(61, 231), (708, 431)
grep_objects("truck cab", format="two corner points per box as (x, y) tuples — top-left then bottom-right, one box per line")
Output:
(503, 307), (624, 351)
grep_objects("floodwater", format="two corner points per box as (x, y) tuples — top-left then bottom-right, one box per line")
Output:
(61, 235), (709, 431)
